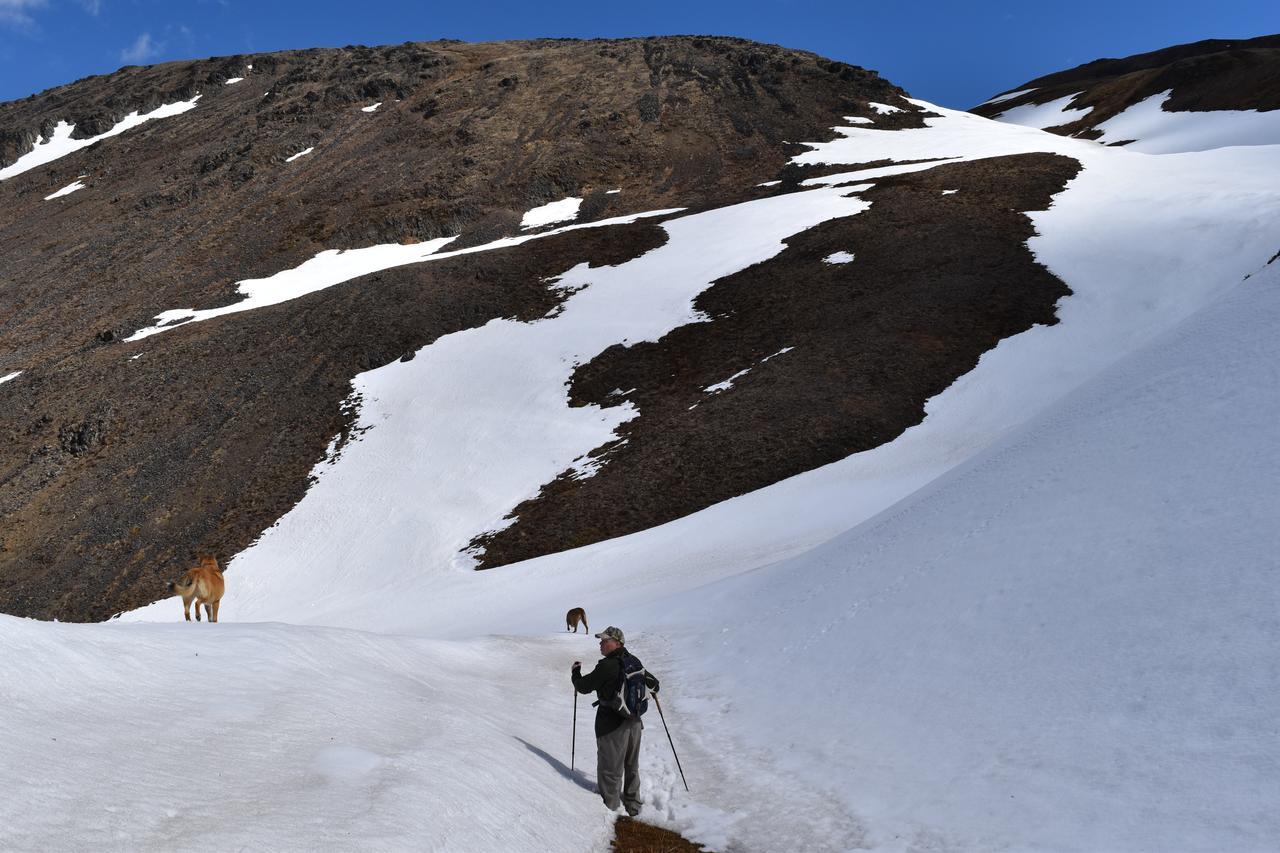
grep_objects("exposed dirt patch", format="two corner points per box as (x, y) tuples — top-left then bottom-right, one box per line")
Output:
(471, 153), (1080, 568)
(613, 817), (705, 853)
(971, 34), (1280, 137)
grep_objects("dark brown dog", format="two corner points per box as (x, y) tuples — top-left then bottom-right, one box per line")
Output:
(565, 607), (588, 634)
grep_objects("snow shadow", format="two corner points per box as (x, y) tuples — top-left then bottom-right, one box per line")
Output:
(513, 736), (597, 792)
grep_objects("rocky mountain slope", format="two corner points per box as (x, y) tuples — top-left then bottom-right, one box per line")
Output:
(0, 37), (1071, 620)
(971, 33), (1280, 150)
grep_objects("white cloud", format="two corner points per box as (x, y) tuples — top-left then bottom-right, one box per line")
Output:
(120, 32), (162, 64)
(79, 0), (101, 15)
(0, 0), (47, 29)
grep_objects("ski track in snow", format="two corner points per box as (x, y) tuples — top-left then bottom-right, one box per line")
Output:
(9, 92), (1280, 851)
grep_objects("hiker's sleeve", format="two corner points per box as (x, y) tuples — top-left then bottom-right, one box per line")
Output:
(572, 659), (612, 693)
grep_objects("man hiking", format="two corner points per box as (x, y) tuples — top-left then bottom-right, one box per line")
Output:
(571, 626), (660, 816)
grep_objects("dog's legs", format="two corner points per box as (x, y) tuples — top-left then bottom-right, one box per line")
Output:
(583, 617), (589, 633)
(183, 595), (193, 621)
(203, 602), (212, 622)
(211, 600), (220, 623)
(194, 598), (203, 621)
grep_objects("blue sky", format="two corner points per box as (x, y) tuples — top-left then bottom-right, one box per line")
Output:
(1, 0), (1276, 107)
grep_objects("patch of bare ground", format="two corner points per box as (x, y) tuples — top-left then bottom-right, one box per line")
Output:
(471, 153), (1080, 568)
(614, 817), (705, 853)
(971, 33), (1280, 137)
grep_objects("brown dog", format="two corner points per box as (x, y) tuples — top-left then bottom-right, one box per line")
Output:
(168, 555), (225, 623)
(565, 607), (588, 634)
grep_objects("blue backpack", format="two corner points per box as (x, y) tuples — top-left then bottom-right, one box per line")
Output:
(612, 650), (651, 718)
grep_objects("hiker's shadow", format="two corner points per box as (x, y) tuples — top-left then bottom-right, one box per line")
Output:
(513, 736), (596, 792)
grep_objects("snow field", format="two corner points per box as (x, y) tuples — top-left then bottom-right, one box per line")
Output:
(15, 90), (1280, 851)
(0, 618), (629, 851)
(1091, 88), (1280, 153)
(992, 91), (1092, 129)
(652, 259), (1280, 850)
(118, 100), (1280, 850)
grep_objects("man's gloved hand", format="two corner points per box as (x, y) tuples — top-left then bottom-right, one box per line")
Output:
(571, 661), (581, 674)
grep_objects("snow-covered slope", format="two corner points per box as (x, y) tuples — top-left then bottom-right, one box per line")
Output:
(972, 34), (1280, 153)
(6, 77), (1280, 851)
(126, 101), (1280, 638)
(654, 255), (1280, 851)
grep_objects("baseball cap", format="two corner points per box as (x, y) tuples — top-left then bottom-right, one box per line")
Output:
(594, 626), (625, 644)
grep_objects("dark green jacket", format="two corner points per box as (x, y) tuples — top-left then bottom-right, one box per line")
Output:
(571, 646), (660, 736)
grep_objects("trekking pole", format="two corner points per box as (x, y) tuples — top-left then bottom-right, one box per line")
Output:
(571, 688), (578, 774)
(652, 694), (689, 792)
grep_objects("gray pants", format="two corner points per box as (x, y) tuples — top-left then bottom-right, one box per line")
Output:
(596, 718), (643, 815)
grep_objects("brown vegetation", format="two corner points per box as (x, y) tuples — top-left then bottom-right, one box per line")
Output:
(613, 817), (705, 853)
